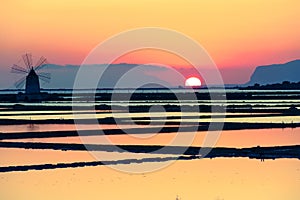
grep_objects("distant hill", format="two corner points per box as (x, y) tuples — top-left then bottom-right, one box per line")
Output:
(246, 60), (300, 86)
(39, 63), (181, 89)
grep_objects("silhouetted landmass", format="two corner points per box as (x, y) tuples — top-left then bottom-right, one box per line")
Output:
(246, 60), (300, 85)
(0, 156), (182, 173)
(243, 81), (300, 90)
(2, 89), (300, 105)
(0, 141), (299, 157)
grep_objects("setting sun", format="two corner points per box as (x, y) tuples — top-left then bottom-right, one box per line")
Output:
(185, 77), (202, 87)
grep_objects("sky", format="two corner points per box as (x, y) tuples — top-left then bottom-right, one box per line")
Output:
(1, 0), (300, 88)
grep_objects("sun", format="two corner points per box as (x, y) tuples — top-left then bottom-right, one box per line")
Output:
(185, 77), (202, 87)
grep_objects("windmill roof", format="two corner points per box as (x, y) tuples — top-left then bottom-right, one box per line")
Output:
(28, 68), (38, 77)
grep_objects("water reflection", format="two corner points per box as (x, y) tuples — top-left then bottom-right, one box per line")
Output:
(4, 127), (300, 148)
(0, 158), (299, 200)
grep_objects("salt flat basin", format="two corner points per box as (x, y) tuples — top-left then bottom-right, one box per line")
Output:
(4, 127), (300, 148)
(0, 147), (172, 167)
(0, 111), (218, 120)
(0, 124), (177, 133)
(0, 158), (299, 200)
(1, 110), (299, 124)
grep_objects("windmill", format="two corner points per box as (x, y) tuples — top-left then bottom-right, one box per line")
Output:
(11, 53), (51, 94)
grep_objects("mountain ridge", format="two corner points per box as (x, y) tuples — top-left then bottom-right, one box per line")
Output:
(246, 59), (300, 85)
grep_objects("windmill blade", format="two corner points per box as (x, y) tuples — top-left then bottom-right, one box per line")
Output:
(38, 72), (51, 80)
(38, 72), (51, 83)
(39, 76), (51, 83)
(14, 76), (26, 89)
(34, 56), (48, 71)
(11, 64), (28, 74)
(22, 53), (33, 70)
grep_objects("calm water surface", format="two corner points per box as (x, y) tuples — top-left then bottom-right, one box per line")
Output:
(0, 90), (299, 199)
(0, 158), (299, 200)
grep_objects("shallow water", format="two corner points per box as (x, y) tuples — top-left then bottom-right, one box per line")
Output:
(0, 158), (299, 200)
(0, 124), (172, 133)
(0, 147), (172, 167)
(5, 127), (299, 148)
(0, 91), (300, 199)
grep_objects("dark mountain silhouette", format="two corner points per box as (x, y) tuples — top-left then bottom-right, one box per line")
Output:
(246, 60), (300, 85)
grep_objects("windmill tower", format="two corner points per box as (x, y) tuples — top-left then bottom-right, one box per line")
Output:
(25, 68), (40, 94)
(11, 53), (51, 101)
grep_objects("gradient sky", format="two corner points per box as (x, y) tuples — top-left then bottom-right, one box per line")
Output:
(1, 0), (300, 86)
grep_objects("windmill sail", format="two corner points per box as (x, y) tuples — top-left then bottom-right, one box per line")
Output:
(38, 72), (51, 83)
(14, 76), (26, 89)
(11, 64), (28, 74)
(22, 53), (33, 70)
(34, 56), (47, 70)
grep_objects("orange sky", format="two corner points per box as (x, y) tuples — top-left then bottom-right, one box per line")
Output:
(1, 0), (300, 84)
